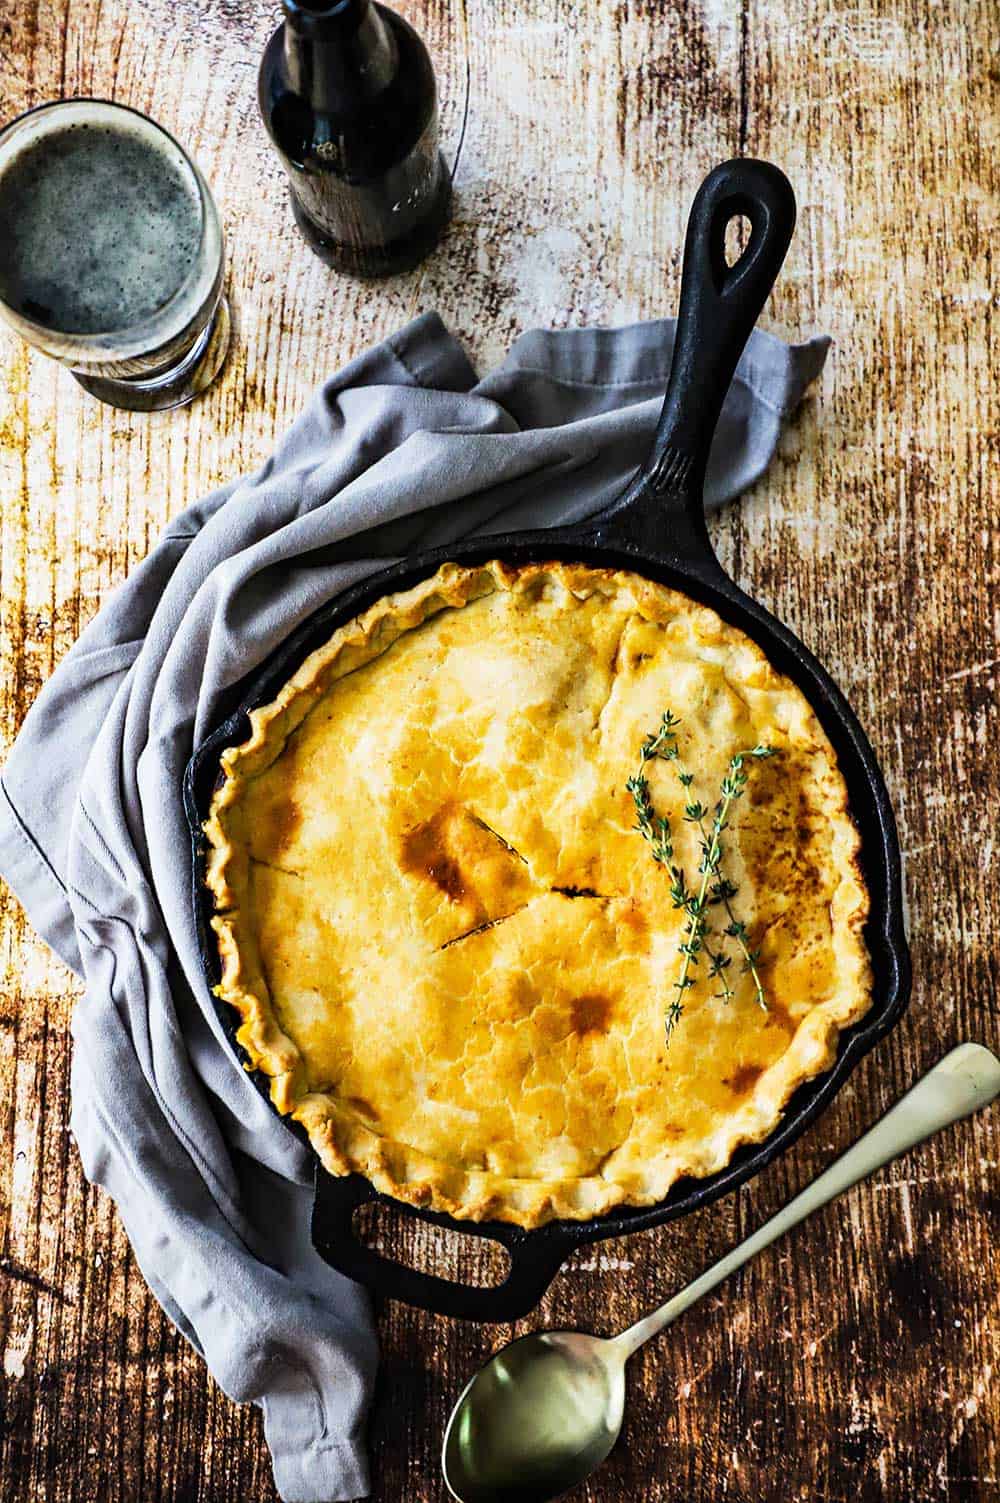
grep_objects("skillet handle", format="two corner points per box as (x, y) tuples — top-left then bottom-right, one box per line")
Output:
(654, 158), (796, 484)
(592, 159), (796, 557)
(311, 1168), (575, 1322)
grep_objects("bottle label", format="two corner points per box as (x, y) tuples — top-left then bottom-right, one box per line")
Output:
(290, 109), (445, 249)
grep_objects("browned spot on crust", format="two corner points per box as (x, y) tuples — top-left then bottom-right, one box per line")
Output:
(400, 807), (469, 903)
(724, 1062), (765, 1097)
(617, 898), (650, 950)
(261, 796), (302, 856)
(399, 803), (535, 920)
(570, 993), (613, 1035)
(346, 1095), (378, 1121)
(766, 1004), (800, 1040)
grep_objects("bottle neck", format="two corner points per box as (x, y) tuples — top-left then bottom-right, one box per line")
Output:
(283, 0), (397, 112)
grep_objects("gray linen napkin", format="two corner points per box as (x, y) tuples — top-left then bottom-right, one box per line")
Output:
(0, 311), (828, 1502)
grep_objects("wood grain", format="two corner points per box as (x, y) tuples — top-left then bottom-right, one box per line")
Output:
(1, 1), (997, 1500)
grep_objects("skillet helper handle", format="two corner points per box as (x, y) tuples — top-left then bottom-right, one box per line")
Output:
(650, 157), (797, 491)
(311, 1168), (574, 1323)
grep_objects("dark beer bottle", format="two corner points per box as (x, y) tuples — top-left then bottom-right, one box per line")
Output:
(259, 0), (452, 277)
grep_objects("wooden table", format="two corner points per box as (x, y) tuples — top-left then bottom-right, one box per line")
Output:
(1, 2), (997, 1499)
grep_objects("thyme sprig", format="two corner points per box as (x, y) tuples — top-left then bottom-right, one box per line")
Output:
(665, 741), (775, 1015)
(625, 711), (681, 867)
(627, 711), (775, 1041)
(713, 752), (775, 1012)
(626, 713), (736, 1019)
(627, 714), (730, 1036)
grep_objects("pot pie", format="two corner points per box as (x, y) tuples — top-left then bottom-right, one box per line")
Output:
(204, 561), (871, 1228)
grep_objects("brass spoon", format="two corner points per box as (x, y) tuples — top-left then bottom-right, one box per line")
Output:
(443, 1043), (1000, 1503)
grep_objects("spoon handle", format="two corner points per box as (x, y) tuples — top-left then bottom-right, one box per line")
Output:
(613, 1043), (1000, 1360)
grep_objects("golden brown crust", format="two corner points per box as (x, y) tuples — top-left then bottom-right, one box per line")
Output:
(204, 561), (872, 1228)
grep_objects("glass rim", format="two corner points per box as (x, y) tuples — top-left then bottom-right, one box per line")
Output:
(0, 97), (217, 356)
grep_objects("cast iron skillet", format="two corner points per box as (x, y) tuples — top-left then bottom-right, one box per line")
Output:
(185, 160), (910, 1322)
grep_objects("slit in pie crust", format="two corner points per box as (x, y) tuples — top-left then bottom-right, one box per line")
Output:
(203, 561), (872, 1228)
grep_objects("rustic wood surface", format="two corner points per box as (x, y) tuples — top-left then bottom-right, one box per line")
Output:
(1, 1), (997, 1499)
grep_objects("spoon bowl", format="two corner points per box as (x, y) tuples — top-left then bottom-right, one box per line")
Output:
(442, 1330), (626, 1503)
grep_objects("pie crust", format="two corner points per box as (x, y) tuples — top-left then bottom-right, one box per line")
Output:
(203, 561), (871, 1228)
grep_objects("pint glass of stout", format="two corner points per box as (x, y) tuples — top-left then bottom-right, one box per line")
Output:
(0, 99), (229, 411)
